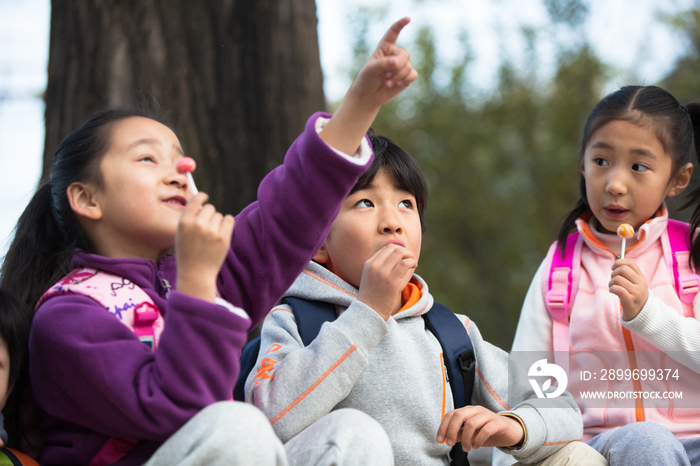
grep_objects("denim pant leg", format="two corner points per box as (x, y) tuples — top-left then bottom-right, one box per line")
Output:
(587, 422), (689, 466)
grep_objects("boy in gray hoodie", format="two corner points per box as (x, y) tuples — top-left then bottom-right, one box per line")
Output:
(245, 134), (605, 466)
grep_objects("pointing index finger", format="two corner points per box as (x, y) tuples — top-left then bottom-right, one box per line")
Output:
(380, 17), (410, 48)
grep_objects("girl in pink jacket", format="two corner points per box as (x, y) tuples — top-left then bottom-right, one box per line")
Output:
(503, 86), (700, 466)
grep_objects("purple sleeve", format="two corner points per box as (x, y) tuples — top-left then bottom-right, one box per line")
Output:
(217, 112), (373, 326)
(29, 291), (248, 441)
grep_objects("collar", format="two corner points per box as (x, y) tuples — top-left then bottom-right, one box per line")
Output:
(294, 261), (433, 320)
(71, 250), (177, 292)
(399, 278), (423, 312)
(576, 204), (668, 258)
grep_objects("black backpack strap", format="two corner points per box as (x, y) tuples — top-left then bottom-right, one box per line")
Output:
(422, 302), (475, 466)
(233, 297), (337, 401)
(233, 335), (262, 401)
(281, 297), (338, 346)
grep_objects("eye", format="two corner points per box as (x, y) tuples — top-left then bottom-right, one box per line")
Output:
(139, 155), (156, 163)
(632, 163), (649, 173)
(399, 199), (414, 209)
(354, 199), (374, 209)
(593, 157), (609, 167)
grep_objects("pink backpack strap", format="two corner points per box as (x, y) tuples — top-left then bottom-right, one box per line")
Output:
(663, 219), (699, 311)
(544, 232), (582, 321)
(543, 233), (582, 370)
(38, 268), (164, 350)
(39, 268), (166, 465)
(88, 437), (139, 466)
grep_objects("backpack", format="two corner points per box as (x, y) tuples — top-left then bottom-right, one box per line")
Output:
(0, 447), (39, 466)
(234, 297), (476, 466)
(38, 267), (164, 351)
(543, 219), (699, 364)
(38, 267), (165, 466)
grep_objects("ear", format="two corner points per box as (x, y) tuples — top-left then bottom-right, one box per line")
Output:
(579, 159), (586, 176)
(67, 182), (103, 220)
(667, 162), (694, 198)
(313, 244), (329, 263)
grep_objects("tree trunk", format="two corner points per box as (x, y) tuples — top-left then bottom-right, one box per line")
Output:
(43, 0), (325, 215)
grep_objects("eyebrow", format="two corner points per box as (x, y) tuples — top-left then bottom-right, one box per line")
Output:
(126, 138), (184, 155)
(589, 141), (657, 160)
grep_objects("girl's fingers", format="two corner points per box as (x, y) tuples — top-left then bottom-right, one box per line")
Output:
(378, 17), (410, 49)
(193, 203), (217, 227)
(609, 284), (629, 297)
(362, 56), (399, 78)
(612, 259), (642, 275)
(221, 214), (235, 238)
(386, 62), (415, 88)
(182, 192), (209, 218)
(396, 69), (418, 89)
(611, 267), (643, 287)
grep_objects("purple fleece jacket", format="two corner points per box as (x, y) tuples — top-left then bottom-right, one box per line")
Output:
(29, 113), (373, 466)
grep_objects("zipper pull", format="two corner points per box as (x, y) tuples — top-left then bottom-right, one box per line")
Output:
(157, 271), (171, 298)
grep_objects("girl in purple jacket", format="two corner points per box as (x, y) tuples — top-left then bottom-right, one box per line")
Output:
(0, 18), (417, 466)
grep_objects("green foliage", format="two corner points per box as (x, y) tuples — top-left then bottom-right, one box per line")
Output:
(662, 7), (700, 104)
(334, 3), (700, 350)
(543, 0), (589, 28)
(662, 3), (700, 217)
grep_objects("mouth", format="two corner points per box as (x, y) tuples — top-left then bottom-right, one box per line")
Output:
(385, 239), (406, 248)
(163, 195), (188, 208)
(604, 205), (629, 219)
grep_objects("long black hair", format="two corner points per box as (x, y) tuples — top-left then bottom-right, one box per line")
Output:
(0, 107), (164, 458)
(557, 86), (700, 268)
(0, 108), (162, 312)
(0, 290), (31, 451)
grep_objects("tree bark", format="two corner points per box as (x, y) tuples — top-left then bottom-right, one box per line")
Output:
(43, 0), (325, 214)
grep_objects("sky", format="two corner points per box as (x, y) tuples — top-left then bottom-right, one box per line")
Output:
(0, 0), (696, 259)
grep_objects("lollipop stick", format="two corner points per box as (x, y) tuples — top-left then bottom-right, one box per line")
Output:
(186, 172), (198, 195)
(620, 237), (626, 259)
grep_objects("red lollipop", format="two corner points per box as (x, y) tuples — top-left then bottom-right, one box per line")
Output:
(176, 157), (196, 173)
(176, 157), (198, 195)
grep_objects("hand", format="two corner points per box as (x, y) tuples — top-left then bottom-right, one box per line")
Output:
(609, 258), (648, 321)
(176, 192), (235, 302)
(357, 244), (417, 321)
(350, 17), (417, 108)
(436, 406), (524, 451)
(319, 18), (416, 155)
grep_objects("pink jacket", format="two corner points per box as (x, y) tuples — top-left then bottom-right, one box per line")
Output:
(512, 206), (700, 441)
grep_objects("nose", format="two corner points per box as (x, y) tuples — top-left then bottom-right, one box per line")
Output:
(606, 167), (627, 196)
(166, 164), (188, 189)
(378, 207), (403, 234)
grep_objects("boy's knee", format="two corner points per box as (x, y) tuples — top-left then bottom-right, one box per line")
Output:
(324, 408), (388, 441)
(286, 409), (393, 466)
(195, 401), (277, 443)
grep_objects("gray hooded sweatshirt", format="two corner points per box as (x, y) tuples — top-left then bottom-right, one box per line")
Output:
(246, 261), (583, 465)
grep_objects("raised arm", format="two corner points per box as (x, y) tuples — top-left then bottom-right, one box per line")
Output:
(216, 19), (417, 326)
